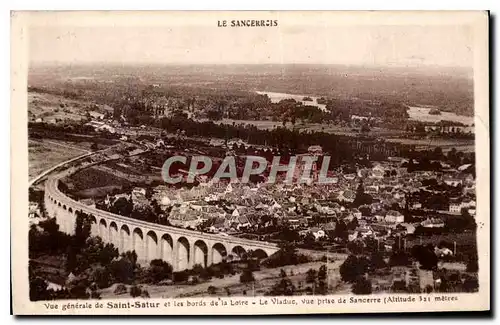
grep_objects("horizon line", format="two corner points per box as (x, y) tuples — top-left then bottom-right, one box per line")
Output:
(29, 61), (474, 70)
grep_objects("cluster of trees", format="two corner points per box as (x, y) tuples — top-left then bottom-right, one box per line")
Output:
(29, 215), (175, 301)
(388, 250), (412, 267)
(112, 86), (276, 123)
(267, 269), (296, 296)
(410, 244), (438, 270)
(405, 121), (474, 139)
(262, 243), (310, 268)
(172, 251), (264, 286)
(29, 216), (120, 300)
(239, 257), (260, 284)
(305, 265), (328, 295)
(31, 214), (287, 300)
(186, 261), (236, 283)
(152, 116), (410, 163)
(404, 147), (475, 170)
(325, 98), (409, 123)
(29, 121), (96, 135)
(29, 123), (119, 147)
(339, 255), (376, 294)
(29, 218), (72, 258)
(433, 269), (479, 293)
(157, 116), (355, 157)
(31, 81), (414, 128)
(29, 188), (45, 203)
(275, 99), (328, 125)
(340, 255), (370, 283)
(29, 261), (101, 301)
(97, 197), (171, 226)
(337, 238), (479, 295)
(353, 182), (374, 207)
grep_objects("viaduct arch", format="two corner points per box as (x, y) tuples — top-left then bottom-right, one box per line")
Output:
(44, 177), (278, 271)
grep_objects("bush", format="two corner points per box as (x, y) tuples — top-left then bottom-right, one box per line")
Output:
(199, 269), (213, 281)
(339, 255), (369, 283)
(114, 284), (127, 295)
(369, 252), (387, 270)
(90, 266), (111, 289)
(466, 256), (479, 272)
(145, 259), (173, 283)
(347, 241), (364, 255)
(352, 277), (372, 295)
(173, 271), (189, 283)
(306, 269), (317, 283)
(246, 259), (261, 272)
(391, 280), (407, 293)
(462, 275), (479, 292)
(109, 258), (135, 284)
(90, 289), (101, 299)
(130, 285), (142, 298)
(191, 264), (204, 275)
(207, 286), (217, 295)
(316, 265), (328, 295)
(389, 251), (412, 267)
(240, 269), (255, 283)
(267, 269), (296, 296)
(411, 245), (438, 270)
(262, 243), (310, 268)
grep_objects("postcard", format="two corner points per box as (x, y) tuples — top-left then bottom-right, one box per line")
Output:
(11, 10), (489, 315)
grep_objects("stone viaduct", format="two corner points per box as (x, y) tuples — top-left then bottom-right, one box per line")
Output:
(44, 177), (279, 272)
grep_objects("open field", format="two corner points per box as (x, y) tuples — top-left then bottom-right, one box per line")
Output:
(28, 91), (112, 123)
(28, 139), (90, 179)
(100, 259), (349, 299)
(408, 106), (474, 125)
(385, 137), (475, 152)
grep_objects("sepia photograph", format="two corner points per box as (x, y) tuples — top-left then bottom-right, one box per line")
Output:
(11, 10), (489, 315)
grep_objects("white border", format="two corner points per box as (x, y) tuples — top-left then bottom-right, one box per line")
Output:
(3, 1), (496, 324)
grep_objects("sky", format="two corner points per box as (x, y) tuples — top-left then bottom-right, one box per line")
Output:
(28, 14), (475, 68)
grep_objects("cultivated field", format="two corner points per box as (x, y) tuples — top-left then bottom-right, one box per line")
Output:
(385, 137), (475, 152)
(28, 91), (112, 123)
(28, 139), (90, 179)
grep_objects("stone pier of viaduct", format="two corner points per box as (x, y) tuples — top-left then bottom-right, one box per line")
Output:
(44, 177), (279, 272)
